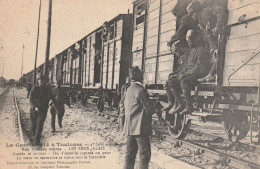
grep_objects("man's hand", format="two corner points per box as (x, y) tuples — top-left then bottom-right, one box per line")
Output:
(212, 27), (219, 36)
(213, 49), (218, 58)
(178, 73), (185, 80)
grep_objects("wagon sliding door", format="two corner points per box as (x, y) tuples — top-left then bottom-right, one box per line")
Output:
(156, 0), (177, 85)
(144, 0), (160, 85)
(132, 1), (146, 69)
(223, 0), (260, 87)
(144, 0), (177, 86)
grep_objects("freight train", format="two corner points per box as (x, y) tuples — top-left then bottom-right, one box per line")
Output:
(25, 0), (260, 143)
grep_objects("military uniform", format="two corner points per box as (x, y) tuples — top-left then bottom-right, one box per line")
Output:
(29, 77), (55, 145)
(27, 82), (32, 98)
(50, 85), (70, 132)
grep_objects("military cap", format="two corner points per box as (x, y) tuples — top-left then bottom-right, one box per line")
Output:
(186, 0), (202, 14)
(129, 66), (143, 81)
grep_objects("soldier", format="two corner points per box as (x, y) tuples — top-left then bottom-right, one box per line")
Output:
(169, 0), (202, 46)
(197, 1), (227, 82)
(50, 80), (70, 132)
(162, 39), (190, 114)
(123, 67), (155, 169)
(27, 82), (32, 98)
(29, 74), (55, 145)
(167, 30), (209, 115)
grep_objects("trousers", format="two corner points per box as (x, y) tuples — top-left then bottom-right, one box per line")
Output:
(124, 135), (151, 169)
(30, 108), (48, 144)
(167, 75), (199, 91)
(50, 105), (65, 131)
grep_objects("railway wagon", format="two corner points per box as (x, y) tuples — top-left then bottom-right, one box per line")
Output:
(48, 54), (62, 85)
(80, 14), (133, 110)
(132, 0), (260, 143)
(56, 14), (132, 109)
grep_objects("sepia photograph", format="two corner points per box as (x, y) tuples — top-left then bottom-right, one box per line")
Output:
(0, 0), (260, 168)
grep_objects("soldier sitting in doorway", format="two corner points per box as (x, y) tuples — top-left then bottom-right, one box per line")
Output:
(50, 80), (70, 132)
(197, 0), (227, 82)
(163, 30), (210, 115)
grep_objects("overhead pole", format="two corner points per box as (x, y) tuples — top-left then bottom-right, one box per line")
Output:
(33, 0), (42, 86)
(43, 0), (52, 81)
(2, 58), (5, 78)
(20, 44), (25, 89)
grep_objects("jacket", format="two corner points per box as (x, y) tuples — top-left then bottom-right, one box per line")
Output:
(51, 86), (70, 111)
(123, 82), (154, 136)
(30, 84), (55, 111)
(182, 46), (210, 78)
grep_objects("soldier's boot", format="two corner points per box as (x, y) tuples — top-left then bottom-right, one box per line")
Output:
(180, 90), (193, 115)
(169, 89), (184, 114)
(161, 88), (174, 112)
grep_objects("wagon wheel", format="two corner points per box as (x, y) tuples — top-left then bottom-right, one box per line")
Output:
(167, 113), (191, 139)
(222, 110), (250, 142)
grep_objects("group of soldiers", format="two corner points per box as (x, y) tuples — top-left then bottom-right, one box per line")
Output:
(162, 0), (226, 115)
(28, 74), (70, 145)
(121, 0), (227, 169)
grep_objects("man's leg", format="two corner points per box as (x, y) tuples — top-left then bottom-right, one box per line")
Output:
(168, 77), (184, 114)
(34, 110), (47, 145)
(30, 108), (37, 138)
(136, 135), (151, 169)
(58, 108), (65, 129)
(124, 136), (138, 169)
(180, 76), (198, 114)
(162, 80), (174, 111)
(50, 107), (56, 132)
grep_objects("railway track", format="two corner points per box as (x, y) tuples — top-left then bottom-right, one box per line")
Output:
(74, 100), (260, 169)
(13, 89), (25, 144)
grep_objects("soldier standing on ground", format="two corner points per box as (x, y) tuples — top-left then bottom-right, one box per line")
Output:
(50, 80), (70, 132)
(123, 67), (156, 169)
(29, 74), (55, 145)
(27, 82), (32, 98)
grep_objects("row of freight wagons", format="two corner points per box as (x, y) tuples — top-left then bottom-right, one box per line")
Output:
(33, 0), (260, 98)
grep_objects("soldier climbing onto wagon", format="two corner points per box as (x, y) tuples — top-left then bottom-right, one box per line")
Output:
(50, 80), (70, 132)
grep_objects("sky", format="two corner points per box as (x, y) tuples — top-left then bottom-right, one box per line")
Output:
(0, 0), (133, 80)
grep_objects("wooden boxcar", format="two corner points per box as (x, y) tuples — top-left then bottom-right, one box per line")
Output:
(79, 14), (133, 110)
(131, 0), (260, 142)
(132, 0), (177, 88)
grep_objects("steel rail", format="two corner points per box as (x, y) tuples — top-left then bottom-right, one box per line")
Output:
(0, 87), (8, 96)
(154, 130), (260, 169)
(13, 90), (24, 144)
(75, 101), (260, 155)
(190, 129), (260, 154)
